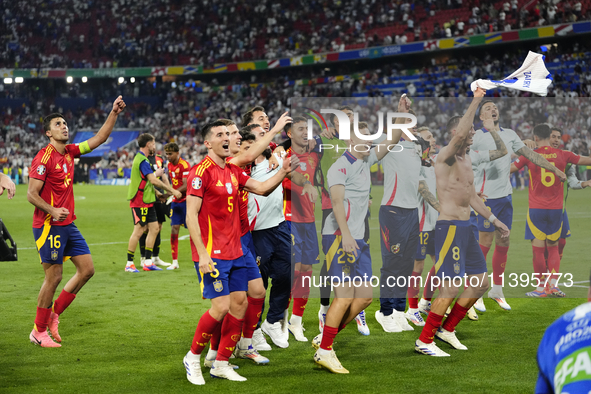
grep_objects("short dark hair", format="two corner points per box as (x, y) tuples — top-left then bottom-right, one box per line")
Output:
(329, 105), (354, 125)
(446, 115), (462, 134)
(533, 123), (552, 140)
(478, 99), (495, 118)
(218, 118), (236, 127)
(288, 116), (307, 134)
(164, 142), (179, 152)
(240, 132), (257, 144)
(201, 120), (228, 140)
(137, 133), (155, 148)
(351, 121), (369, 133)
(240, 124), (262, 135)
(551, 127), (563, 135)
(242, 106), (265, 128)
(43, 113), (65, 132)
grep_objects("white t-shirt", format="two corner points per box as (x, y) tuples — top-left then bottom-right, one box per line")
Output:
(380, 140), (422, 208)
(418, 155), (439, 232)
(322, 150), (378, 239)
(471, 127), (525, 199)
(248, 158), (285, 231)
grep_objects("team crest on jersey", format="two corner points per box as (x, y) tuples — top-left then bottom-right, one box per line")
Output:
(213, 280), (223, 292)
(37, 165), (46, 175)
(51, 250), (58, 261)
(226, 182), (233, 194)
(454, 262), (460, 274)
(65, 154), (72, 164)
(231, 173), (238, 188)
(484, 219), (490, 229)
(192, 177), (202, 190)
(343, 265), (351, 276)
(309, 156), (316, 167)
(391, 243), (401, 254)
(421, 246), (426, 255)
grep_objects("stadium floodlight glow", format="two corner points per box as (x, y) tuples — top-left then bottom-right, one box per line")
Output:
(118, 77), (124, 84)
(4, 78), (13, 84)
(130, 77), (135, 83)
(14, 77), (24, 83)
(66, 76), (73, 83)
(82, 76), (88, 83)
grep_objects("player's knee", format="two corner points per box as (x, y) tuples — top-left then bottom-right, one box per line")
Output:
(361, 297), (372, 309)
(248, 283), (265, 299)
(82, 266), (95, 281)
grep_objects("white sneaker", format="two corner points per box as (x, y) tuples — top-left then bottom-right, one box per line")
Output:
(466, 306), (479, 321)
(288, 321), (308, 342)
(312, 333), (322, 350)
(203, 358), (239, 369)
(435, 328), (468, 350)
(281, 309), (289, 341)
(474, 297), (486, 312)
(167, 263), (179, 270)
(154, 256), (171, 267)
(140, 257), (145, 268)
(318, 307), (327, 333)
(418, 298), (431, 316)
(355, 310), (370, 336)
(183, 351), (205, 385)
(405, 308), (425, 327)
(210, 361), (247, 381)
(261, 320), (289, 348)
(488, 290), (511, 311)
(375, 310), (402, 333)
(252, 328), (272, 351)
(314, 349), (349, 374)
(235, 343), (270, 364)
(415, 339), (450, 357)
(393, 310), (414, 331)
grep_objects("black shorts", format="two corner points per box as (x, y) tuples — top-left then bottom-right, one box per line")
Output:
(154, 201), (167, 223)
(131, 207), (157, 226)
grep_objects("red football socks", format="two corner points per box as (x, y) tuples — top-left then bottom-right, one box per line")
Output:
(480, 244), (491, 260)
(320, 325), (338, 351)
(442, 303), (469, 332)
(547, 245), (561, 283)
(532, 245), (547, 286)
(243, 296), (264, 339)
(53, 289), (76, 315)
(407, 270), (421, 308)
(190, 310), (221, 355)
(418, 312), (444, 344)
(210, 319), (223, 351)
(171, 234), (179, 260)
(492, 245), (509, 286)
(292, 270), (312, 317)
(423, 266), (437, 301)
(34, 306), (52, 332)
(217, 313), (244, 362)
(558, 238), (566, 260)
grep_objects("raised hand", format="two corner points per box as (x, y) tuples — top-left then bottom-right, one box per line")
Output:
(112, 95), (126, 114)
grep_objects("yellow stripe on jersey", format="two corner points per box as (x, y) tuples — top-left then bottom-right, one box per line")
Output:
(196, 158), (213, 177)
(41, 145), (54, 164)
(36, 215), (52, 251)
(206, 216), (213, 256)
(325, 235), (342, 272)
(526, 210), (563, 241)
(434, 225), (456, 275)
(199, 269), (205, 296)
(181, 159), (189, 169)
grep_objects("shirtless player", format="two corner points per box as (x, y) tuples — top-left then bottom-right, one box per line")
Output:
(415, 88), (510, 357)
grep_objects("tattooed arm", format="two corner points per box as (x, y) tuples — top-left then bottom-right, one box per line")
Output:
(488, 128), (508, 161)
(418, 180), (440, 212)
(515, 146), (567, 182)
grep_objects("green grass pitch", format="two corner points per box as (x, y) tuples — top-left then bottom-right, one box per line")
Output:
(0, 183), (589, 393)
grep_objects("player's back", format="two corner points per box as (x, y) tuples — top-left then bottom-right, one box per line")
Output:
(515, 146), (580, 210)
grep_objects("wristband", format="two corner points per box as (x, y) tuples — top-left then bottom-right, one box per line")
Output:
(488, 213), (497, 223)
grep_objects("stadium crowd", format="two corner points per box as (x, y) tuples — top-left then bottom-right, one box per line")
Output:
(1, 0), (589, 68)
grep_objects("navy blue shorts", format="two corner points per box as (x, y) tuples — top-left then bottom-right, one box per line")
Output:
(195, 257), (248, 299)
(525, 208), (563, 241)
(477, 195), (513, 232)
(322, 235), (372, 281)
(292, 222), (320, 265)
(470, 211), (479, 242)
(561, 210), (571, 239)
(241, 232), (262, 282)
(33, 223), (90, 264)
(415, 230), (435, 260)
(434, 220), (487, 278)
(170, 201), (187, 227)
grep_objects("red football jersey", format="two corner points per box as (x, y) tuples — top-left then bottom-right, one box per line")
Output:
(168, 157), (191, 202)
(226, 157), (251, 236)
(514, 146), (580, 209)
(284, 149), (318, 223)
(187, 156), (250, 261)
(30, 143), (82, 227)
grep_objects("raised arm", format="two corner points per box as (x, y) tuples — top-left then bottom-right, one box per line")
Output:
(330, 184), (359, 257)
(375, 94), (412, 161)
(418, 180), (440, 212)
(487, 127), (508, 161)
(86, 96), (126, 151)
(243, 155), (293, 196)
(515, 146), (566, 182)
(439, 88), (486, 165)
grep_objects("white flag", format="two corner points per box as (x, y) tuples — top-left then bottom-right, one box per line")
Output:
(470, 51), (553, 97)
